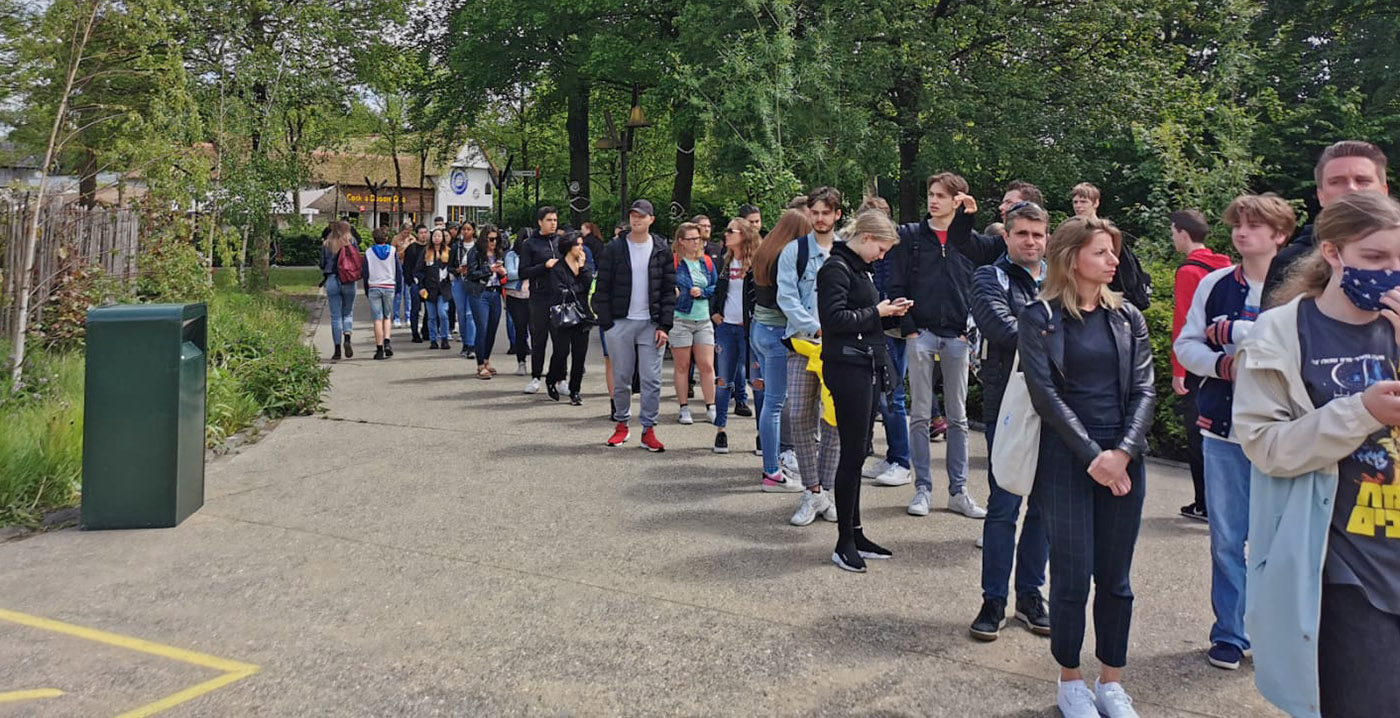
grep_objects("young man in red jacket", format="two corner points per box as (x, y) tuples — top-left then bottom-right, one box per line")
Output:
(1168, 209), (1231, 521)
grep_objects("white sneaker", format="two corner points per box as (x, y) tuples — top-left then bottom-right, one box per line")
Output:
(515, 361), (527, 376)
(1057, 679), (1098, 718)
(862, 459), (893, 479)
(907, 488), (931, 516)
(779, 450), (802, 481)
(393, 319), (403, 328)
(976, 535), (984, 549)
(678, 406), (694, 425)
(1094, 680), (1139, 718)
(557, 380), (568, 396)
(705, 404), (717, 424)
(874, 464), (912, 487)
(948, 491), (988, 519)
(790, 490), (832, 527)
(821, 494), (837, 522)
(523, 377), (541, 394)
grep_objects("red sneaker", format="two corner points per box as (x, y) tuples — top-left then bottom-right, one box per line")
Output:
(606, 422), (630, 446)
(640, 427), (665, 453)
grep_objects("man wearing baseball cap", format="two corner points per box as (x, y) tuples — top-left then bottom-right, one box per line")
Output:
(592, 199), (676, 451)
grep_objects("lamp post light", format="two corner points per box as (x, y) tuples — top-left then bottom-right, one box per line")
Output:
(596, 84), (651, 222)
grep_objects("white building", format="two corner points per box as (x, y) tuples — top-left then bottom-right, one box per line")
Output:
(431, 143), (494, 226)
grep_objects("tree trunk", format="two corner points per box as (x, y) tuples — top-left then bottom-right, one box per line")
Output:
(565, 81), (591, 226)
(892, 72), (924, 223)
(79, 147), (98, 209)
(670, 121), (696, 224)
(392, 151), (404, 227)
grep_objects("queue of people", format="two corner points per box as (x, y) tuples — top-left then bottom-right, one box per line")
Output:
(315, 139), (1397, 718)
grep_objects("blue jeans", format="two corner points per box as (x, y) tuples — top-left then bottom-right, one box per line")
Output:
(713, 322), (747, 429)
(1203, 437), (1252, 651)
(878, 336), (910, 468)
(427, 296), (449, 341)
(750, 321), (789, 475)
(325, 275), (355, 341)
(472, 290), (502, 363)
(981, 424), (1048, 602)
(393, 260), (407, 322)
(451, 279), (476, 349)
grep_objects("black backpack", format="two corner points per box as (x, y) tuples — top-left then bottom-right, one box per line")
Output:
(1110, 234), (1152, 310)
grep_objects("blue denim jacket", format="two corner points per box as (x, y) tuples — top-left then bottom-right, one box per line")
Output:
(776, 233), (828, 340)
(504, 250), (525, 292)
(674, 255), (717, 316)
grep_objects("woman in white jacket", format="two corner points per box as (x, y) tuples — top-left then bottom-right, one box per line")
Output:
(1235, 191), (1400, 718)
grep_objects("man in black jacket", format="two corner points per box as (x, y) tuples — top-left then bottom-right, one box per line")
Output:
(888, 171), (1004, 520)
(402, 225), (430, 342)
(593, 199), (676, 452)
(517, 207), (561, 393)
(1262, 140), (1389, 305)
(967, 201), (1051, 641)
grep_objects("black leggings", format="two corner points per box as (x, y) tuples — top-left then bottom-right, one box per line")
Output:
(825, 361), (878, 545)
(506, 296), (532, 362)
(547, 324), (591, 394)
(1178, 373), (1206, 509)
(1319, 583), (1400, 716)
(528, 299), (553, 379)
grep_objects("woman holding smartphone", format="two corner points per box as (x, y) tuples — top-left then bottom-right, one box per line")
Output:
(465, 224), (508, 378)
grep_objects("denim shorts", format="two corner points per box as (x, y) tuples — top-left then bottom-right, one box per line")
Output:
(670, 317), (715, 347)
(368, 286), (394, 320)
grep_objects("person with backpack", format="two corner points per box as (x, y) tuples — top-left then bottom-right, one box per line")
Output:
(1174, 193), (1295, 673)
(1072, 182), (1152, 310)
(966, 201), (1052, 642)
(1168, 209), (1232, 521)
(320, 220), (361, 361)
(1019, 216), (1155, 718)
(671, 221), (719, 424)
(415, 228), (454, 350)
(1234, 191), (1400, 718)
(363, 227), (400, 360)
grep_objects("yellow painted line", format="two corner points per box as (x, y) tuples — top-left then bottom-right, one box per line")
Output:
(0, 607), (259, 717)
(0, 688), (65, 702)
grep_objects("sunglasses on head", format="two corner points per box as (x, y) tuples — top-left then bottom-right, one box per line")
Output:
(1007, 201), (1044, 213)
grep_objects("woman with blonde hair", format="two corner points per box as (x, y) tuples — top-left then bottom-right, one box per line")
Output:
(710, 218), (761, 453)
(319, 220), (359, 360)
(1017, 216), (1155, 717)
(1235, 191), (1400, 718)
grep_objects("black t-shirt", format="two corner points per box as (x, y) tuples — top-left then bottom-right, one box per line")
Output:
(1062, 306), (1123, 431)
(1298, 298), (1400, 616)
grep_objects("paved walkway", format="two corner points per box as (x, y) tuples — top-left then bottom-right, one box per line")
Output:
(0, 294), (1282, 717)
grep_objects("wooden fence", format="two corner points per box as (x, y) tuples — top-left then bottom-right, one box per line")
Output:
(0, 195), (141, 338)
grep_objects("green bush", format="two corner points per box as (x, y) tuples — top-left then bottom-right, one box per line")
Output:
(207, 288), (330, 426)
(138, 221), (213, 303)
(274, 227), (324, 267)
(1143, 258), (1190, 461)
(0, 347), (84, 526)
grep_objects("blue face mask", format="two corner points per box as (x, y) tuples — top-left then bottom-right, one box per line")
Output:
(1340, 262), (1400, 311)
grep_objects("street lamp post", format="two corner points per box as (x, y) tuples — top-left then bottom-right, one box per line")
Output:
(596, 84), (651, 223)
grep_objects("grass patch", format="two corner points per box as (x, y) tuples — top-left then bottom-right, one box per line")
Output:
(0, 348), (84, 526)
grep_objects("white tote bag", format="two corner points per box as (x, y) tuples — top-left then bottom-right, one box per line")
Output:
(990, 301), (1050, 497)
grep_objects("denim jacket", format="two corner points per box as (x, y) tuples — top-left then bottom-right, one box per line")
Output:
(674, 255), (717, 316)
(503, 250), (526, 292)
(776, 233), (828, 340)
(1234, 296), (1383, 718)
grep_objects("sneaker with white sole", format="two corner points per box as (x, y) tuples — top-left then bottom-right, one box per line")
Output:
(713, 432), (729, 454)
(948, 491), (988, 519)
(1094, 679), (1139, 718)
(1057, 679), (1098, 718)
(779, 450), (802, 481)
(761, 472), (803, 493)
(907, 488), (931, 516)
(862, 458), (893, 479)
(523, 377), (541, 394)
(873, 463), (912, 487)
(392, 319), (403, 328)
(790, 490), (832, 526)
(516, 361), (527, 376)
(678, 406), (694, 425)
(821, 494), (837, 522)
(706, 404), (717, 424)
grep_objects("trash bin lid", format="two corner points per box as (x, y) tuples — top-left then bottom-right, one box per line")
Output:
(88, 303), (206, 324)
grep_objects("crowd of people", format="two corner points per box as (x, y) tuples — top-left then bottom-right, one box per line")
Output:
(316, 140), (1398, 718)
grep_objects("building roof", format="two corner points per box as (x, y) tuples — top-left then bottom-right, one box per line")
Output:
(308, 149), (439, 190)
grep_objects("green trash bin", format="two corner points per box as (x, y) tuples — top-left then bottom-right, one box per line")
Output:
(82, 303), (207, 529)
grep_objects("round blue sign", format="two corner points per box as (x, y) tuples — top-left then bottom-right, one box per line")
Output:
(450, 168), (468, 195)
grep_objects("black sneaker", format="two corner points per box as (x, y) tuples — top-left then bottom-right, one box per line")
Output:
(1207, 642), (1243, 670)
(569, 393), (583, 406)
(853, 529), (892, 560)
(1180, 503), (1208, 522)
(429, 340), (440, 349)
(831, 542), (867, 573)
(330, 345), (341, 361)
(373, 346), (385, 360)
(383, 341), (394, 357)
(546, 382), (560, 401)
(342, 335), (353, 358)
(440, 340), (451, 351)
(1015, 592), (1052, 636)
(970, 598), (1007, 641)
(734, 401), (753, 417)
(412, 333), (423, 343)
(713, 432), (729, 454)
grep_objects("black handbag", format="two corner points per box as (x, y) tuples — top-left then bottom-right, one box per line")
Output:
(549, 286), (584, 329)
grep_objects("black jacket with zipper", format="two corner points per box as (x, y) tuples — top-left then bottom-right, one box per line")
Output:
(516, 230), (561, 305)
(888, 207), (1005, 337)
(413, 249), (453, 302)
(402, 242), (426, 285)
(817, 242), (900, 367)
(970, 256), (1041, 423)
(591, 233), (676, 331)
(550, 261), (595, 323)
(1016, 298), (1156, 465)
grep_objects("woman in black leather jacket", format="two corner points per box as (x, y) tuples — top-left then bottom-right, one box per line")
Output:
(1016, 216), (1155, 717)
(817, 211), (911, 573)
(464, 225), (508, 378)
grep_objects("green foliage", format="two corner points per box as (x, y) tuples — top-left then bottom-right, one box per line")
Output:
(0, 346), (84, 526)
(33, 257), (127, 351)
(137, 220), (213, 304)
(207, 289), (330, 429)
(1143, 259), (1189, 461)
(274, 227), (324, 267)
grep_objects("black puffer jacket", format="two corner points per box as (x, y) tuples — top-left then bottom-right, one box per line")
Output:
(817, 241), (899, 367)
(591, 233), (676, 331)
(1262, 223), (1314, 308)
(1017, 299), (1156, 464)
(888, 208), (1005, 337)
(969, 256), (1041, 423)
